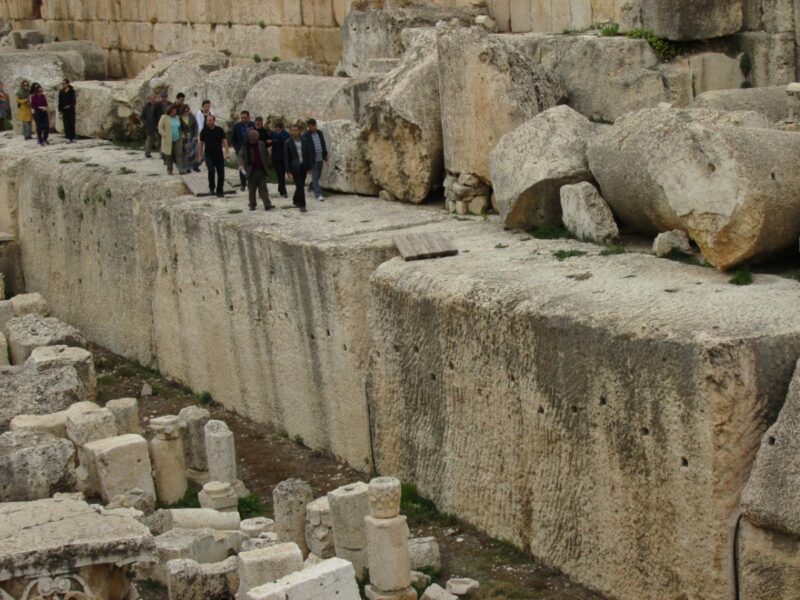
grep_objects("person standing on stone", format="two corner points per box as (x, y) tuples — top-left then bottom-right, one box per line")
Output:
(302, 118), (328, 202)
(238, 129), (273, 211)
(0, 81), (9, 132)
(198, 114), (230, 198)
(231, 110), (255, 192)
(285, 122), (312, 213)
(30, 83), (49, 146)
(271, 120), (290, 199)
(15, 80), (32, 140)
(140, 94), (163, 158)
(157, 104), (184, 175)
(179, 103), (200, 174)
(196, 99), (213, 138)
(57, 79), (76, 143)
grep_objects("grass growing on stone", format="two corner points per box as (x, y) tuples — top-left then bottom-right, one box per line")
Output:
(553, 250), (588, 261)
(59, 157), (84, 164)
(118, 166), (136, 175)
(530, 224), (569, 240)
(600, 23), (620, 36)
(494, 243), (508, 249)
(86, 162), (99, 167)
(626, 28), (681, 60)
(228, 208), (243, 214)
(198, 390), (215, 406)
(238, 494), (267, 519)
(729, 267), (754, 286)
(401, 483), (457, 528)
(599, 244), (626, 255)
(157, 486), (201, 510)
(56, 185), (65, 200)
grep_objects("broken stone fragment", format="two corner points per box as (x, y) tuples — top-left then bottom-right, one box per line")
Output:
(408, 537), (441, 572)
(178, 404), (210, 472)
(240, 517), (275, 538)
(107, 487), (156, 515)
(653, 230), (692, 258)
(560, 182), (619, 244)
(199, 480), (238, 513)
(305, 496), (335, 558)
(237, 543), (304, 599)
(106, 397), (140, 434)
(0, 429), (75, 501)
(65, 405), (117, 446)
(84, 434), (155, 504)
(26, 345), (96, 402)
(167, 556), (240, 600)
(369, 476), (402, 519)
(245, 557), (360, 600)
(10, 292), (48, 317)
(149, 415), (188, 506)
(445, 577), (480, 596)
(365, 514), (412, 593)
(5, 313), (87, 365)
(319, 120), (380, 196)
(421, 584), (457, 600)
(273, 478), (314, 555)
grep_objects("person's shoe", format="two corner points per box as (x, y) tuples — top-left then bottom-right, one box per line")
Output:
(299, 206), (307, 213)
(193, 166), (200, 172)
(316, 195), (325, 202)
(264, 203), (273, 211)
(249, 206), (256, 211)
(216, 193), (225, 198)
(240, 184), (246, 192)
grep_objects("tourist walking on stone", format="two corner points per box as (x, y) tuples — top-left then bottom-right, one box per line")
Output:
(179, 103), (200, 173)
(285, 122), (312, 213)
(30, 83), (49, 146)
(57, 79), (76, 143)
(271, 119), (290, 199)
(0, 81), (9, 132)
(198, 114), (230, 198)
(237, 129), (273, 211)
(302, 118), (328, 201)
(196, 99), (213, 139)
(158, 104), (184, 175)
(140, 94), (163, 158)
(15, 80), (32, 140)
(231, 110), (255, 192)
(254, 116), (271, 143)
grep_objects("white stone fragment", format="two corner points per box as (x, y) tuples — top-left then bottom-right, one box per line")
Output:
(199, 480), (239, 512)
(178, 404), (210, 472)
(653, 230), (692, 258)
(84, 433), (155, 504)
(237, 542), (304, 599)
(408, 537), (441, 572)
(149, 415), (188, 506)
(10, 292), (48, 317)
(365, 514), (412, 593)
(241, 517), (275, 538)
(245, 557), (360, 600)
(167, 556), (240, 600)
(560, 182), (619, 244)
(205, 419), (238, 485)
(26, 345), (97, 401)
(105, 397), (140, 434)
(65, 406), (118, 446)
(446, 578), (480, 596)
(273, 478), (314, 555)
(421, 584), (457, 600)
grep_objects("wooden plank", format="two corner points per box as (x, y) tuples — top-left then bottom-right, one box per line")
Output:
(393, 232), (459, 261)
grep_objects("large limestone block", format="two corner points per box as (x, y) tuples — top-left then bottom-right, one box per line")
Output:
(106, 397), (141, 434)
(491, 106), (593, 229)
(560, 182), (619, 244)
(437, 23), (566, 181)
(691, 86), (790, 123)
(588, 108), (800, 269)
(245, 557), (359, 600)
(65, 406), (117, 446)
(738, 520), (800, 600)
(641, 0), (742, 40)
(687, 52), (746, 95)
(361, 29), (441, 203)
(0, 363), (87, 430)
(167, 556), (240, 600)
(0, 430), (75, 501)
(26, 345), (96, 402)
(70, 80), (142, 141)
(742, 0), (795, 32)
(237, 543), (304, 599)
(242, 74), (377, 125)
(36, 40), (108, 80)
(273, 478), (314, 555)
(736, 32), (797, 88)
(5, 314), (87, 365)
(319, 120), (379, 196)
(328, 482), (370, 551)
(84, 433), (155, 503)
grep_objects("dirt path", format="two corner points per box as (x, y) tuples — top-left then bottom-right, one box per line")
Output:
(93, 345), (603, 600)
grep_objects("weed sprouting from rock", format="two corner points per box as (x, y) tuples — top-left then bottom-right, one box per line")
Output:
(198, 391), (215, 406)
(253, 54), (262, 63)
(118, 166), (136, 175)
(729, 267), (753, 285)
(554, 250), (588, 261)
(530, 224), (569, 239)
(56, 185), (65, 200)
(599, 244), (625, 255)
(626, 28), (680, 60)
(238, 494), (266, 519)
(601, 23), (620, 37)
(228, 208), (243, 214)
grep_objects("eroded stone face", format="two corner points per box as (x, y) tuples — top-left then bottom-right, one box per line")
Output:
(0, 430), (75, 501)
(641, 0), (743, 40)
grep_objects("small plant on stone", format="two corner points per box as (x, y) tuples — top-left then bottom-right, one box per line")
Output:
(228, 208), (243, 214)
(253, 54), (262, 63)
(258, 19), (266, 29)
(530, 224), (569, 239)
(293, 434), (305, 446)
(222, 49), (231, 56)
(599, 244), (625, 255)
(198, 391), (215, 406)
(118, 166), (136, 175)
(729, 267), (754, 286)
(59, 156), (83, 164)
(238, 494), (266, 519)
(600, 23), (620, 37)
(554, 249), (588, 261)
(56, 185), (65, 200)
(272, 56), (281, 62)
(626, 28), (680, 60)
(494, 243), (508, 249)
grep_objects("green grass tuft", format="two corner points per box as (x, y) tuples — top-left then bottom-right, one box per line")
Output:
(600, 23), (620, 36)
(530, 224), (569, 239)
(198, 391), (215, 406)
(228, 208), (243, 214)
(56, 185), (65, 200)
(729, 267), (753, 286)
(238, 494), (266, 519)
(157, 486), (200, 510)
(626, 28), (680, 60)
(599, 244), (626, 255)
(554, 250), (588, 261)
(118, 166), (136, 175)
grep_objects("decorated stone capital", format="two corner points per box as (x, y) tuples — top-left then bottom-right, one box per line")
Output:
(368, 476), (401, 519)
(148, 414), (183, 440)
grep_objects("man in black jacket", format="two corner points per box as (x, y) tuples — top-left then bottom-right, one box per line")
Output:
(237, 129), (273, 211)
(270, 120), (290, 199)
(302, 118), (328, 201)
(285, 123), (313, 213)
(57, 79), (76, 143)
(140, 94), (164, 158)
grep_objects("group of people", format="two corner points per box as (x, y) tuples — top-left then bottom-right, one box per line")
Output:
(141, 93), (329, 214)
(11, 79), (77, 145)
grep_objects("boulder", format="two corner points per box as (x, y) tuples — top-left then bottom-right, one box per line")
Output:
(83, 434), (155, 504)
(691, 86), (790, 123)
(641, 0), (742, 40)
(421, 584), (458, 600)
(26, 345), (96, 402)
(36, 40), (108, 80)
(5, 314), (87, 365)
(0, 364), (87, 430)
(588, 108), (800, 269)
(490, 106), (593, 229)
(653, 230), (692, 257)
(408, 537), (441, 572)
(0, 430), (75, 501)
(69, 80), (143, 141)
(437, 23), (566, 182)
(560, 182), (619, 243)
(11, 292), (48, 317)
(361, 29), (441, 203)
(145, 50), (231, 101)
(65, 406), (118, 446)
(242, 75), (377, 126)
(319, 120), (379, 196)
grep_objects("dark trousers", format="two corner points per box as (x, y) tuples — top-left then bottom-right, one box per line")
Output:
(61, 109), (76, 140)
(235, 148), (246, 188)
(34, 111), (49, 143)
(205, 154), (225, 196)
(291, 168), (307, 208)
(247, 168), (271, 209)
(273, 160), (287, 197)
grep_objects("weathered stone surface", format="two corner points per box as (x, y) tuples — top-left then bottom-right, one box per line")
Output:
(588, 108), (798, 269)
(237, 543), (304, 599)
(5, 314), (87, 365)
(738, 520), (800, 600)
(245, 557), (359, 600)
(437, 24), (566, 181)
(361, 29), (441, 203)
(71, 80), (142, 141)
(65, 405), (117, 446)
(408, 537), (441, 572)
(149, 416), (188, 506)
(152, 508), (242, 535)
(491, 106), (593, 230)
(143, 527), (243, 584)
(369, 476), (401, 519)
(736, 32), (797, 88)
(0, 363), (87, 430)
(691, 85), (790, 123)
(365, 515), (412, 593)
(84, 433), (155, 503)
(421, 584), (457, 600)
(205, 419), (238, 486)
(641, 0), (742, 40)
(686, 52), (746, 95)
(9, 400), (99, 438)
(10, 292), (47, 317)
(106, 397), (140, 434)
(241, 517), (275, 538)
(560, 182), (619, 244)
(199, 481), (239, 512)
(446, 578), (479, 596)
(107, 487), (156, 515)
(167, 556), (240, 600)
(0, 430), (75, 501)
(36, 40), (108, 80)
(274, 478), (314, 555)
(242, 74), (377, 125)
(653, 230), (692, 257)
(26, 345), (96, 402)
(0, 496), (154, 580)
(178, 404), (209, 472)
(318, 120), (379, 196)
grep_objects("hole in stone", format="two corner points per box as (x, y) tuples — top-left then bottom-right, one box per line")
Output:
(310, 333), (315, 340)
(342, 344), (347, 351)
(681, 457), (688, 468)
(769, 436), (777, 446)
(430, 373), (436, 381)
(326, 329), (330, 336)
(707, 162), (716, 173)
(413, 345), (419, 353)
(571, 406), (578, 414)
(641, 427), (650, 436)
(599, 396), (607, 406)
(771, 172), (777, 181)
(448, 361), (454, 370)
(394, 344), (400, 352)
(537, 406), (544, 415)
(509, 375), (515, 382)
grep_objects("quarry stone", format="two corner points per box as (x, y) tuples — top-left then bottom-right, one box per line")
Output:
(199, 480), (239, 512)
(560, 182), (619, 244)
(245, 557), (360, 600)
(105, 397), (140, 434)
(65, 405), (117, 446)
(237, 543), (304, 599)
(653, 230), (692, 257)
(274, 478), (314, 555)
(437, 23), (566, 181)
(641, 0), (743, 40)
(83, 433), (155, 503)
(361, 29), (441, 203)
(178, 404), (210, 472)
(149, 415), (188, 506)
(588, 108), (800, 269)
(0, 430), (75, 501)
(305, 496), (335, 558)
(491, 106), (593, 230)
(737, 520), (800, 600)
(5, 314), (87, 365)
(691, 85), (790, 122)
(167, 556), (240, 600)
(26, 345), (96, 402)
(365, 515), (412, 593)
(10, 292), (47, 317)
(408, 537), (441, 572)
(319, 119), (379, 196)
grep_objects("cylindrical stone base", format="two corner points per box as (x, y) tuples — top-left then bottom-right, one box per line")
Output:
(365, 515), (412, 593)
(150, 437), (188, 505)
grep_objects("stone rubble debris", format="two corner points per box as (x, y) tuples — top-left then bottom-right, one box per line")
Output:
(653, 230), (693, 258)
(237, 542), (304, 599)
(5, 314), (87, 365)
